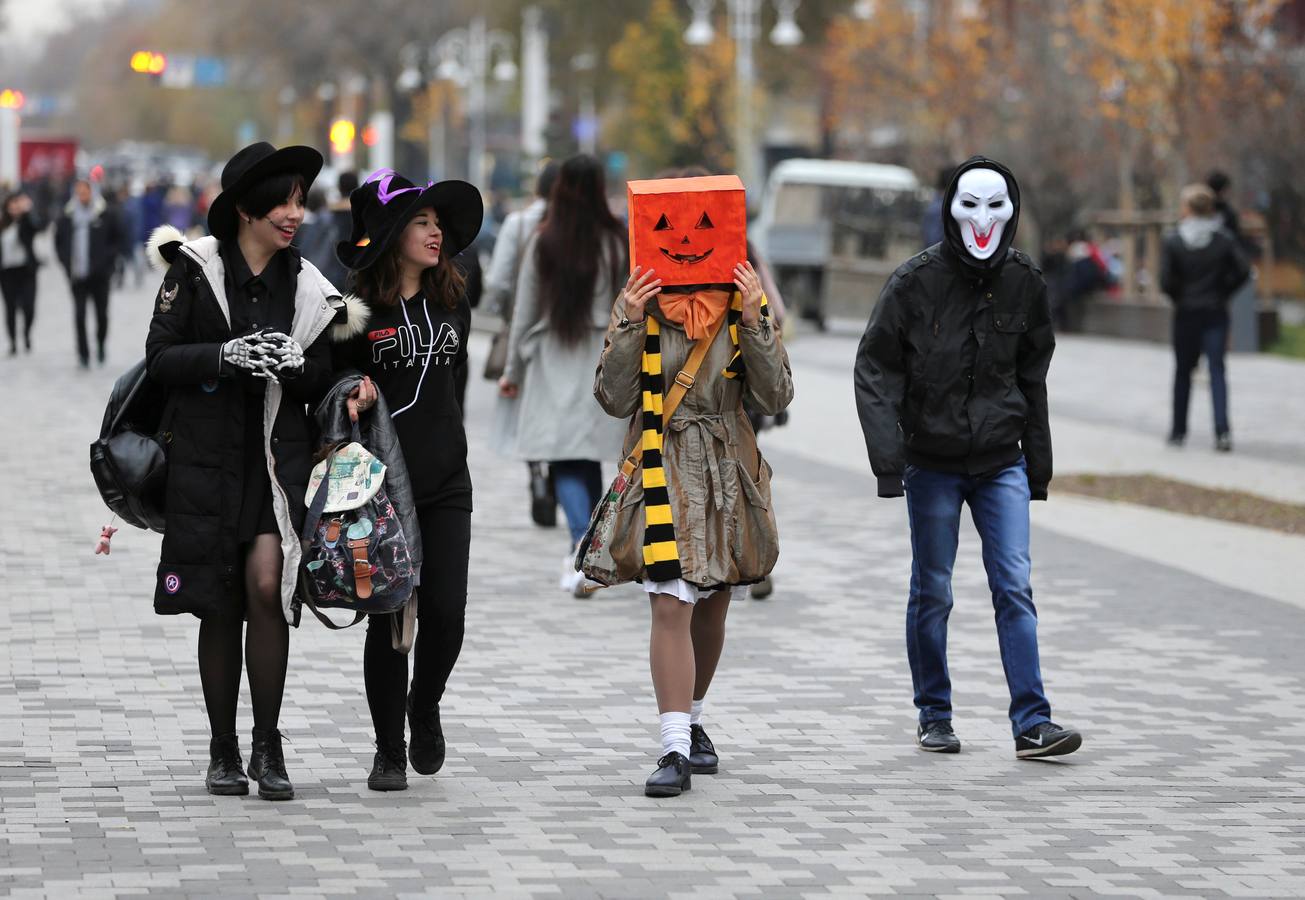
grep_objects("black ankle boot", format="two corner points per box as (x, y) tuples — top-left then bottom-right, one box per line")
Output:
(368, 739), (409, 792)
(206, 733), (248, 796)
(407, 696), (446, 775)
(248, 728), (294, 800)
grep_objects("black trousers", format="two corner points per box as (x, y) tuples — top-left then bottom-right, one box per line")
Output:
(1171, 308), (1231, 438)
(364, 504), (470, 746)
(71, 274), (111, 363)
(0, 267), (36, 349)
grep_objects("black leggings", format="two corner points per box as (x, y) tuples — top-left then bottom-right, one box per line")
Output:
(364, 505), (470, 746)
(71, 274), (110, 363)
(0, 267), (36, 349)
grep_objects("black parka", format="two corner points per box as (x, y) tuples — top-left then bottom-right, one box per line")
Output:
(144, 233), (339, 621)
(854, 156), (1055, 500)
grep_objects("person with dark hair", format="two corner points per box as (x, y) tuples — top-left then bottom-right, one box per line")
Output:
(55, 178), (123, 367)
(1205, 170), (1245, 247)
(0, 191), (42, 354)
(330, 168), (483, 791)
(1161, 184), (1250, 452)
(143, 142), (341, 800)
(299, 170), (360, 289)
(497, 154), (629, 598)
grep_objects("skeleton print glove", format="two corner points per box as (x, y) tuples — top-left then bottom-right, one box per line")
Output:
(258, 330), (305, 380)
(220, 335), (263, 373)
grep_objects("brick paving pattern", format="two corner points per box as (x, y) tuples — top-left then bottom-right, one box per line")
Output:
(2, 280), (1304, 898)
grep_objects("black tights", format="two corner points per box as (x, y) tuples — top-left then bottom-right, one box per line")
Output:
(364, 506), (470, 747)
(197, 533), (290, 736)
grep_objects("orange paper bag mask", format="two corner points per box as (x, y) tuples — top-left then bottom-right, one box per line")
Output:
(627, 175), (747, 287)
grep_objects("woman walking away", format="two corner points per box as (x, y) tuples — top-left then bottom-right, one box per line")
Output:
(497, 154), (628, 597)
(1161, 183), (1250, 452)
(331, 168), (483, 791)
(145, 142), (340, 800)
(0, 191), (42, 355)
(594, 252), (793, 797)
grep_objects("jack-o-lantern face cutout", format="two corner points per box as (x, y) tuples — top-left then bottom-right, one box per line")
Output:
(628, 174), (747, 286)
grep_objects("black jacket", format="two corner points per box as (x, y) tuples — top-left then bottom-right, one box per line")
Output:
(1160, 225), (1249, 314)
(854, 156), (1055, 500)
(145, 237), (337, 620)
(54, 198), (122, 280)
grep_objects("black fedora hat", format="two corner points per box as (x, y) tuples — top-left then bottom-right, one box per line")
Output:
(207, 142), (323, 240)
(336, 168), (483, 271)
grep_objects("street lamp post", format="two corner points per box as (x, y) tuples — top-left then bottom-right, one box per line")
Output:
(685, 0), (802, 196)
(432, 17), (517, 189)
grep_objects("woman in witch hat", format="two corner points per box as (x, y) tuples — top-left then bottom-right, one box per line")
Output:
(144, 142), (342, 800)
(329, 168), (483, 791)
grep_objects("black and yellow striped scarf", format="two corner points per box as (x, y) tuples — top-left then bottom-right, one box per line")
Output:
(639, 292), (770, 581)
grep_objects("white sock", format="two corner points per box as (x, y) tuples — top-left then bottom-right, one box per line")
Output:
(659, 711), (691, 759)
(690, 699), (704, 726)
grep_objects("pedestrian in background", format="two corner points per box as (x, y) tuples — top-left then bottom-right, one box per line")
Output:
(144, 142), (339, 801)
(55, 178), (123, 368)
(498, 154), (628, 597)
(484, 160), (560, 526)
(855, 155), (1082, 760)
(1161, 183), (1250, 452)
(0, 190), (42, 355)
(297, 170), (357, 290)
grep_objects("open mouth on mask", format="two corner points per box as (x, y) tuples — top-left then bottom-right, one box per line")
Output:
(660, 247), (713, 265)
(970, 225), (995, 250)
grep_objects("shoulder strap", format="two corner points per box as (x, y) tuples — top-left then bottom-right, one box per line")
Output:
(618, 313), (726, 480)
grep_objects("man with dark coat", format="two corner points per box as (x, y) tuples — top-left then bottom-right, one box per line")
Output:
(55, 178), (123, 367)
(854, 155), (1081, 759)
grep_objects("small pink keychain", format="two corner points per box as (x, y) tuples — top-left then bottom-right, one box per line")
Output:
(95, 520), (119, 556)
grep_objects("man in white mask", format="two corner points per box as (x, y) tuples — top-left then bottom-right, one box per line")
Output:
(854, 156), (1081, 759)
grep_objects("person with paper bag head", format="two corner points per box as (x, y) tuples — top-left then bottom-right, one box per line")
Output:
(587, 173), (794, 797)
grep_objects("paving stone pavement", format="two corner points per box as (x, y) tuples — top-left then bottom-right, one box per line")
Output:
(3, 278), (1305, 899)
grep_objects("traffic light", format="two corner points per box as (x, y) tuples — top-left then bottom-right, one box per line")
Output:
(130, 51), (167, 76)
(329, 119), (356, 154)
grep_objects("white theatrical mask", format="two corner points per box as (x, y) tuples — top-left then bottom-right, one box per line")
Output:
(950, 167), (1014, 261)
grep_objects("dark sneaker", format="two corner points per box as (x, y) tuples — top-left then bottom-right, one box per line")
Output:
(368, 741), (409, 792)
(247, 728), (294, 800)
(1216, 433), (1233, 453)
(689, 724), (718, 774)
(1015, 721), (1082, 759)
(1166, 433), (1185, 448)
(644, 752), (692, 798)
(407, 696), (446, 775)
(205, 733), (249, 796)
(917, 720), (961, 753)
(750, 576), (774, 600)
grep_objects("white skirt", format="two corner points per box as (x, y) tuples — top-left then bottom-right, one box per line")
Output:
(642, 579), (750, 606)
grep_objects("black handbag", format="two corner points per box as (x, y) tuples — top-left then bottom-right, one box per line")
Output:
(89, 359), (169, 533)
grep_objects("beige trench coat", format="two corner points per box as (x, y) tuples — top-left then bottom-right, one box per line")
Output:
(593, 295), (794, 587)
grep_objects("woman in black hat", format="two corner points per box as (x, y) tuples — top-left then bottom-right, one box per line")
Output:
(144, 142), (342, 801)
(329, 168), (482, 791)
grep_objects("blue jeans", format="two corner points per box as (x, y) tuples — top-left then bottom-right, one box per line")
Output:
(1172, 309), (1230, 438)
(551, 460), (604, 547)
(904, 458), (1052, 736)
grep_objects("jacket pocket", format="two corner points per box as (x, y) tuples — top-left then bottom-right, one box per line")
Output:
(730, 452), (779, 582)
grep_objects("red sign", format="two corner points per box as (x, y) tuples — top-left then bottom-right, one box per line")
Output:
(20, 139), (78, 181)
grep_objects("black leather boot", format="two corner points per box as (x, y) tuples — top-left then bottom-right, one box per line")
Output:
(248, 728), (294, 800)
(368, 739), (409, 792)
(407, 695), (446, 775)
(644, 752), (692, 797)
(206, 733), (249, 796)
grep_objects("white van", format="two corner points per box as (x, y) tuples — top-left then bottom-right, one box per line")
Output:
(753, 158), (924, 328)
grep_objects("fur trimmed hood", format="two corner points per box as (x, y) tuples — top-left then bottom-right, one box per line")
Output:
(146, 224), (187, 273)
(332, 294), (371, 342)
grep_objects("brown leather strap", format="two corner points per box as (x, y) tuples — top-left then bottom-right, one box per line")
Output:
(618, 313), (726, 480)
(349, 538), (373, 599)
(325, 518), (343, 545)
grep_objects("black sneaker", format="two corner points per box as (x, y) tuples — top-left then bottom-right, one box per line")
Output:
(407, 695), (446, 775)
(1015, 721), (1082, 759)
(917, 720), (961, 753)
(368, 741), (409, 792)
(1216, 433), (1233, 453)
(1166, 433), (1185, 448)
(644, 752), (692, 797)
(689, 724), (718, 774)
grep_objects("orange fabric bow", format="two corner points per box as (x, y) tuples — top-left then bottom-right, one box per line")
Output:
(656, 289), (730, 340)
